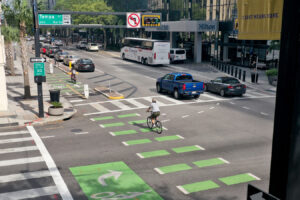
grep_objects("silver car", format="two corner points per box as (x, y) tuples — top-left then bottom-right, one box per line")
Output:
(63, 55), (79, 66)
(54, 51), (69, 62)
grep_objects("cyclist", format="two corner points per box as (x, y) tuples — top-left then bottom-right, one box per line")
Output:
(146, 98), (160, 126)
(70, 65), (76, 83)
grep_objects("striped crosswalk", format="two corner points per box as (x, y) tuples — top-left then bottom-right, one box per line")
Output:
(0, 128), (73, 200)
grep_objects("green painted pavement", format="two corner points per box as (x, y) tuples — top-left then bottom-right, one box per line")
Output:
(193, 158), (227, 168)
(172, 145), (204, 153)
(123, 139), (152, 146)
(70, 161), (163, 200)
(155, 135), (183, 142)
(178, 180), (220, 194)
(100, 122), (125, 128)
(137, 150), (170, 158)
(219, 173), (259, 185)
(140, 128), (152, 133)
(118, 113), (140, 118)
(155, 163), (192, 174)
(128, 120), (147, 124)
(92, 116), (114, 121)
(110, 130), (137, 136)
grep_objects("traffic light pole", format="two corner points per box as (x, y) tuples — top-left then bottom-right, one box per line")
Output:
(32, 0), (44, 118)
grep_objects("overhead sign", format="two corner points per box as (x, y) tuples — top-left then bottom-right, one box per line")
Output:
(142, 14), (161, 27)
(237, 0), (283, 40)
(38, 14), (71, 25)
(127, 13), (141, 28)
(34, 63), (45, 77)
(247, 184), (280, 200)
(30, 57), (46, 63)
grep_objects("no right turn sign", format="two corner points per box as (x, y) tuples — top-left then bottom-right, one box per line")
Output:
(127, 13), (141, 28)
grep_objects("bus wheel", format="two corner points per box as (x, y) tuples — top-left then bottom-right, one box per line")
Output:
(122, 53), (125, 60)
(144, 58), (148, 65)
(141, 58), (145, 65)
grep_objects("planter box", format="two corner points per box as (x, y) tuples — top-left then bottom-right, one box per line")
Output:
(48, 106), (64, 116)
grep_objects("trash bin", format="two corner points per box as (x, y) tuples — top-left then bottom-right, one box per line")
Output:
(49, 89), (60, 102)
(251, 73), (259, 83)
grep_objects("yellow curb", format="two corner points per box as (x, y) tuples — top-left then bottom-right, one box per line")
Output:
(108, 95), (124, 100)
(66, 84), (87, 99)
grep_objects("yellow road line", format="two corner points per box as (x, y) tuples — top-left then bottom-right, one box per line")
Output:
(65, 84), (86, 99)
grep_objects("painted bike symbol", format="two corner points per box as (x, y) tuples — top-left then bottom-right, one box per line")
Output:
(91, 190), (152, 200)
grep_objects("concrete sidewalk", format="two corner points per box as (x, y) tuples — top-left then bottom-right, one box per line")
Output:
(0, 55), (76, 129)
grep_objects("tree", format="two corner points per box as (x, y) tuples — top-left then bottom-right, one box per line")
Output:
(2, 0), (33, 99)
(1, 26), (19, 76)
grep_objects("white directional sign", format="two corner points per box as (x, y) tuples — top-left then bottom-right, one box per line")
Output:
(30, 57), (46, 63)
(127, 13), (141, 28)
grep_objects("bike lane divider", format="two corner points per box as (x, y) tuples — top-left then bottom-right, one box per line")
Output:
(177, 180), (220, 194)
(136, 150), (170, 159)
(128, 120), (147, 125)
(117, 113), (141, 118)
(99, 122), (125, 128)
(70, 161), (163, 200)
(172, 145), (205, 153)
(90, 116), (114, 122)
(109, 130), (138, 136)
(122, 139), (152, 146)
(140, 127), (168, 133)
(154, 163), (192, 175)
(218, 173), (260, 185)
(155, 135), (184, 142)
(193, 158), (229, 168)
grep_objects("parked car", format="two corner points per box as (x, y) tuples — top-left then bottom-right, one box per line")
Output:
(156, 72), (204, 99)
(53, 39), (63, 46)
(46, 46), (61, 57)
(54, 51), (69, 62)
(74, 58), (95, 72)
(86, 43), (99, 52)
(63, 55), (80, 66)
(76, 41), (87, 49)
(170, 48), (186, 63)
(205, 77), (246, 97)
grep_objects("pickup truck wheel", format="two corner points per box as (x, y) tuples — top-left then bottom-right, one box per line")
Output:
(220, 89), (225, 97)
(174, 89), (180, 99)
(194, 94), (200, 99)
(156, 84), (162, 93)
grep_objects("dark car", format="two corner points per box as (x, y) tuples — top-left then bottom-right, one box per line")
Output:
(46, 46), (61, 57)
(205, 77), (246, 97)
(74, 58), (95, 72)
(54, 51), (69, 62)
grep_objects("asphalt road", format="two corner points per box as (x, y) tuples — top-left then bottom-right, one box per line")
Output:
(0, 43), (276, 200)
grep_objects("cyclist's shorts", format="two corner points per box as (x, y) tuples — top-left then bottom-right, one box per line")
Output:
(151, 112), (160, 118)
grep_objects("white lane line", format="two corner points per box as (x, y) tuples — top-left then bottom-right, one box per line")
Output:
(136, 113), (141, 116)
(160, 95), (184, 104)
(163, 127), (168, 131)
(154, 168), (165, 175)
(182, 115), (189, 118)
(0, 170), (51, 183)
(91, 103), (110, 112)
(161, 113), (167, 116)
(74, 132), (89, 135)
(90, 118), (95, 121)
(230, 102), (235, 105)
(247, 90), (265, 96)
(218, 157), (230, 164)
(248, 173), (261, 180)
(0, 156), (44, 167)
(209, 107), (215, 110)
(126, 99), (147, 108)
(195, 145), (205, 150)
(41, 136), (55, 139)
(74, 84), (80, 88)
(27, 126), (74, 200)
(109, 132), (116, 136)
(65, 92), (71, 96)
(70, 99), (84, 103)
(0, 146), (38, 154)
(136, 153), (145, 159)
(99, 124), (105, 128)
(161, 119), (170, 123)
(216, 103), (220, 106)
(0, 130), (29, 136)
(176, 186), (189, 195)
(202, 93), (223, 100)
(0, 137), (33, 144)
(176, 135), (185, 139)
(243, 106), (250, 110)
(260, 112), (269, 116)
(198, 111), (204, 114)
(0, 186), (59, 200)
(122, 142), (129, 146)
(110, 100), (131, 110)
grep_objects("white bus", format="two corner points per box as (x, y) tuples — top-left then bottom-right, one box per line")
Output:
(121, 37), (170, 65)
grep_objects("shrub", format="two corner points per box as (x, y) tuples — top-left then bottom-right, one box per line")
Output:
(50, 101), (62, 108)
(266, 68), (278, 76)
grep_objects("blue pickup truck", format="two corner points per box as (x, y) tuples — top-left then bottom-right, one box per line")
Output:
(156, 72), (205, 99)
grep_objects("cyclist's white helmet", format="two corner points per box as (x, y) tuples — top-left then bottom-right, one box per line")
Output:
(152, 98), (156, 103)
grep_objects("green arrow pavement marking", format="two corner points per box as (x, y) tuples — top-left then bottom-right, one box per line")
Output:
(109, 130), (137, 136)
(100, 122), (125, 128)
(155, 135), (184, 142)
(219, 173), (260, 185)
(172, 145), (205, 153)
(118, 113), (141, 118)
(128, 120), (147, 125)
(91, 116), (114, 121)
(154, 163), (192, 175)
(177, 180), (220, 194)
(193, 158), (229, 168)
(122, 139), (152, 146)
(70, 161), (163, 200)
(137, 150), (170, 159)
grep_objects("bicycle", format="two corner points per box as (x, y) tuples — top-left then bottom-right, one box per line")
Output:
(147, 112), (163, 134)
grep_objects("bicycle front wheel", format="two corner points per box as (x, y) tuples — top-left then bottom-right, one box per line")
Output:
(147, 117), (153, 129)
(155, 121), (163, 134)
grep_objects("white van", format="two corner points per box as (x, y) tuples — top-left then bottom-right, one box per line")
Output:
(170, 48), (186, 63)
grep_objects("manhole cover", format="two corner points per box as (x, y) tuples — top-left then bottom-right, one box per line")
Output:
(71, 129), (82, 133)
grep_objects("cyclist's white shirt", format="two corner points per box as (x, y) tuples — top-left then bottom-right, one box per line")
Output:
(151, 102), (160, 112)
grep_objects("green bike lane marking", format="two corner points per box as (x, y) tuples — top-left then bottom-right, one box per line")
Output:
(91, 116), (114, 121)
(155, 135), (184, 142)
(109, 130), (138, 136)
(219, 173), (260, 185)
(100, 122), (125, 128)
(172, 145), (205, 153)
(70, 161), (163, 200)
(177, 180), (220, 194)
(128, 120), (147, 125)
(137, 150), (170, 159)
(118, 113), (141, 118)
(122, 139), (152, 146)
(154, 163), (192, 175)
(193, 158), (229, 168)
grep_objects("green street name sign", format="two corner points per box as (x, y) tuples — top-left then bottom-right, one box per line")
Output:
(34, 63), (45, 76)
(38, 14), (71, 25)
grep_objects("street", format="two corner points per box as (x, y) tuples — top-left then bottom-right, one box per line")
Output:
(0, 43), (276, 200)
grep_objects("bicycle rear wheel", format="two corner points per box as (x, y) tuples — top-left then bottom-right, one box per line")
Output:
(155, 121), (163, 134)
(147, 117), (153, 129)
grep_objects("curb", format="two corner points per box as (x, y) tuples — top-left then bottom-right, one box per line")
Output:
(94, 87), (124, 100)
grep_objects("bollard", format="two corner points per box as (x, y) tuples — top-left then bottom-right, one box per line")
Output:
(243, 71), (246, 82)
(231, 66), (234, 76)
(235, 68), (238, 77)
(84, 84), (89, 99)
(238, 69), (242, 79)
(49, 63), (54, 74)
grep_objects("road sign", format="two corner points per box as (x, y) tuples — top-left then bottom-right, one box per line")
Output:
(247, 184), (280, 200)
(38, 14), (71, 25)
(30, 57), (46, 63)
(34, 63), (45, 76)
(142, 14), (161, 27)
(127, 13), (141, 28)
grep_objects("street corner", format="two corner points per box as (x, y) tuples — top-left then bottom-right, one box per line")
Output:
(94, 86), (124, 100)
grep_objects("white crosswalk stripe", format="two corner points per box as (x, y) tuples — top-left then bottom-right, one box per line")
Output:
(0, 156), (44, 167)
(0, 146), (38, 154)
(110, 100), (131, 109)
(0, 186), (59, 200)
(0, 137), (33, 144)
(91, 103), (110, 112)
(0, 170), (51, 183)
(0, 130), (29, 136)
(126, 99), (148, 108)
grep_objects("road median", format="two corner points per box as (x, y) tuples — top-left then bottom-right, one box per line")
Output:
(94, 86), (124, 100)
